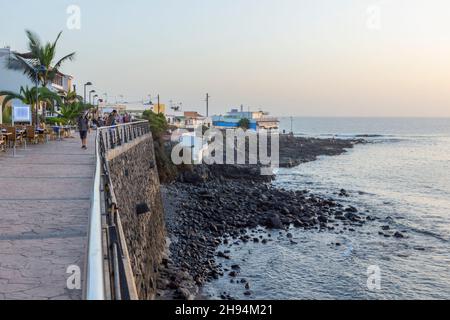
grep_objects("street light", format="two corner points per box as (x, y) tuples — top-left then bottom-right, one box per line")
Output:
(34, 65), (47, 126)
(89, 90), (96, 105)
(149, 94), (161, 113)
(84, 82), (93, 104)
(93, 94), (99, 107)
(205, 93), (210, 117)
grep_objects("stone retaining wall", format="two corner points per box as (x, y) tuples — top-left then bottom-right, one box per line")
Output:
(107, 134), (166, 300)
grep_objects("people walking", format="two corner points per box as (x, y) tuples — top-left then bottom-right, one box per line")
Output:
(77, 111), (90, 150)
(106, 110), (118, 127)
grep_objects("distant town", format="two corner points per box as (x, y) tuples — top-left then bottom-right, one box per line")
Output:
(105, 102), (280, 132)
(1, 46), (279, 132)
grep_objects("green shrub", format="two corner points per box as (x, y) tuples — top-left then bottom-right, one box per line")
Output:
(142, 110), (168, 139)
(141, 110), (179, 183)
(238, 118), (250, 130)
(46, 117), (67, 125)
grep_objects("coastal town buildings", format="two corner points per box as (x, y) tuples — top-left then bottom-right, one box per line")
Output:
(166, 111), (211, 129)
(164, 107), (277, 131)
(212, 108), (279, 131)
(95, 100), (165, 120)
(166, 111), (185, 127)
(184, 111), (211, 129)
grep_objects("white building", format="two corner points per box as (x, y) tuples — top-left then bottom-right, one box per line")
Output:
(166, 111), (185, 127)
(182, 111), (212, 129)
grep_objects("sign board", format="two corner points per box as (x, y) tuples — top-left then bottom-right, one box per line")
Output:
(12, 100), (32, 124)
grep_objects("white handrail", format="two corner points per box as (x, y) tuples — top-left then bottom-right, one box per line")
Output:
(85, 130), (105, 300)
(98, 120), (148, 130)
(84, 120), (149, 300)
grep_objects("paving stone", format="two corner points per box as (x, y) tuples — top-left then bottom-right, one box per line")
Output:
(0, 135), (94, 300)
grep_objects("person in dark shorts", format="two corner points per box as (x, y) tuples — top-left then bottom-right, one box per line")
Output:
(77, 112), (90, 149)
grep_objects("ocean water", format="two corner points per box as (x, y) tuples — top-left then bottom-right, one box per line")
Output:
(204, 117), (450, 300)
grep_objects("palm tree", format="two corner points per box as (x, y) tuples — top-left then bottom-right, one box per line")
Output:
(62, 88), (83, 105)
(5, 30), (76, 124)
(58, 102), (87, 125)
(10, 30), (76, 87)
(0, 86), (62, 124)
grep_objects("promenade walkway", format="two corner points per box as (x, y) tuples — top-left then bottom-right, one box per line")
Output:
(0, 134), (95, 300)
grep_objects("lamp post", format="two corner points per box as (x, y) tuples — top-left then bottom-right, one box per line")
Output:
(149, 94), (161, 113)
(84, 82), (93, 105)
(93, 94), (99, 107)
(34, 65), (47, 126)
(89, 90), (96, 105)
(205, 93), (210, 117)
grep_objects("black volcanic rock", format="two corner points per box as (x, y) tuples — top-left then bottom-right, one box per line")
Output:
(156, 135), (369, 300)
(264, 213), (283, 229)
(394, 231), (405, 239)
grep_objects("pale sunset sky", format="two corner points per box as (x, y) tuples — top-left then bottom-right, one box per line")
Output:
(1, 0), (450, 117)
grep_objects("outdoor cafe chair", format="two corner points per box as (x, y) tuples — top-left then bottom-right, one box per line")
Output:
(15, 125), (26, 139)
(26, 126), (39, 144)
(37, 128), (48, 144)
(6, 126), (23, 148)
(46, 127), (56, 141)
(0, 134), (5, 152)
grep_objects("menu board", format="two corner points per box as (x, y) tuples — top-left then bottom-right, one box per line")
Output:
(12, 100), (32, 123)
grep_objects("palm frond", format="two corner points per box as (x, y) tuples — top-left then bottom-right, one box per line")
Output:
(0, 91), (23, 109)
(25, 30), (41, 56)
(11, 54), (40, 84)
(51, 31), (63, 51)
(58, 102), (84, 124)
(7, 30), (76, 87)
(53, 52), (76, 70)
(2, 97), (15, 109)
(0, 90), (22, 98)
(39, 87), (63, 105)
(2, 96), (14, 109)
(4, 54), (26, 71)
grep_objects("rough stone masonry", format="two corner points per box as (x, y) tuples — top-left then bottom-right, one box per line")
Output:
(107, 134), (166, 300)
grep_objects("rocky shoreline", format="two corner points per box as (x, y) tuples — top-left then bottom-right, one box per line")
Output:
(155, 135), (371, 300)
(157, 180), (373, 300)
(278, 134), (365, 168)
